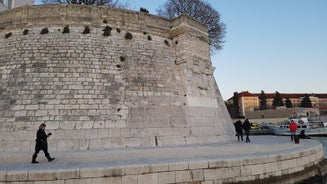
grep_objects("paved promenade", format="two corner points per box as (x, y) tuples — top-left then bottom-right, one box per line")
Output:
(0, 136), (324, 184)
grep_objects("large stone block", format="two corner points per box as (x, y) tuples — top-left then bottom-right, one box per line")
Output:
(137, 173), (158, 184)
(188, 161), (208, 170)
(158, 171), (176, 184)
(122, 175), (137, 184)
(29, 170), (56, 181)
(55, 169), (79, 180)
(168, 162), (189, 171)
(6, 171), (28, 182)
(176, 170), (192, 183)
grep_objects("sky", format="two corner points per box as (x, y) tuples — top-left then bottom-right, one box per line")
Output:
(34, 0), (327, 100)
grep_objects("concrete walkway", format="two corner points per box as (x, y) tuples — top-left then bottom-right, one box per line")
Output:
(0, 136), (323, 183)
(0, 135), (321, 171)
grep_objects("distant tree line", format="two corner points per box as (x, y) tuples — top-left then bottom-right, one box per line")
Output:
(261, 90), (313, 109)
(226, 90), (313, 118)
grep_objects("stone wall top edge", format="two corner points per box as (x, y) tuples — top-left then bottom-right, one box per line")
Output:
(171, 14), (208, 34)
(0, 4), (208, 36)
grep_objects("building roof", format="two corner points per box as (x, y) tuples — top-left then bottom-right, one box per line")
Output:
(257, 93), (327, 99)
(227, 91), (327, 101)
(314, 94), (327, 98)
(239, 91), (258, 97)
(227, 91), (257, 101)
(260, 93), (306, 99)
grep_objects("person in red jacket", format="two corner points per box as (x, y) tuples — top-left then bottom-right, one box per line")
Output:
(289, 120), (298, 141)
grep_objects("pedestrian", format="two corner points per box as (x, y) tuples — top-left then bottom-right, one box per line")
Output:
(299, 130), (311, 139)
(243, 119), (251, 143)
(234, 120), (243, 141)
(289, 120), (298, 141)
(31, 123), (55, 164)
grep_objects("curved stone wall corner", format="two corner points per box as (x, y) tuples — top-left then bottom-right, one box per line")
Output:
(0, 4), (234, 152)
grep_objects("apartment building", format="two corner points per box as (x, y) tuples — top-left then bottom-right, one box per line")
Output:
(233, 91), (259, 115)
(0, 0), (33, 10)
(227, 91), (327, 116)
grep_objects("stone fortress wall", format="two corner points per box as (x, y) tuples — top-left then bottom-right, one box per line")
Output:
(0, 4), (235, 152)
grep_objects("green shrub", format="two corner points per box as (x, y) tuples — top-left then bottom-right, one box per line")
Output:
(40, 28), (49, 35)
(5, 32), (12, 38)
(62, 25), (70, 34)
(103, 26), (112, 36)
(164, 40), (170, 46)
(82, 26), (90, 34)
(125, 32), (133, 40)
(23, 29), (29, 35)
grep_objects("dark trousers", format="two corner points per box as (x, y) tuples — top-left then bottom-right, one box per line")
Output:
(237, 131), (243, 141)
(32, 144), (51, 161)
(290, 131), (296, 141)
(245, 129), (250, 142)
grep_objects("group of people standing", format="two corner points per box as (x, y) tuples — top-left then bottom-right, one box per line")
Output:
(234, 119), (251, 143)
(234, 119), (311, 144)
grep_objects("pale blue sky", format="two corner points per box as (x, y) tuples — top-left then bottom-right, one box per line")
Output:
(34, 0), (327, 100)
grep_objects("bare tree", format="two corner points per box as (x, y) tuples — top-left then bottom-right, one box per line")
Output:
(157, 0), (225, 51)
(42, 0), (127, 7)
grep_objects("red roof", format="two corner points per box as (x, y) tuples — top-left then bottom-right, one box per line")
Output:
(258, 93), (305, 99)
(238, 91), (257, 97)
(227, 91), (327, 101)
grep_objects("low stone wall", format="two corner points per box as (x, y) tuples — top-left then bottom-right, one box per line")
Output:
(0, 141), (323, 183)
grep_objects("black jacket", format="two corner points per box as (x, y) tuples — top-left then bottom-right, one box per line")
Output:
(243, 120), (251, 131)
(35, 128), (48, 149)
(235, 121), (243, 133)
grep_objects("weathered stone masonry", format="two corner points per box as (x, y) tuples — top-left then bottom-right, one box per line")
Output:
(0, 4), (235, 152)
